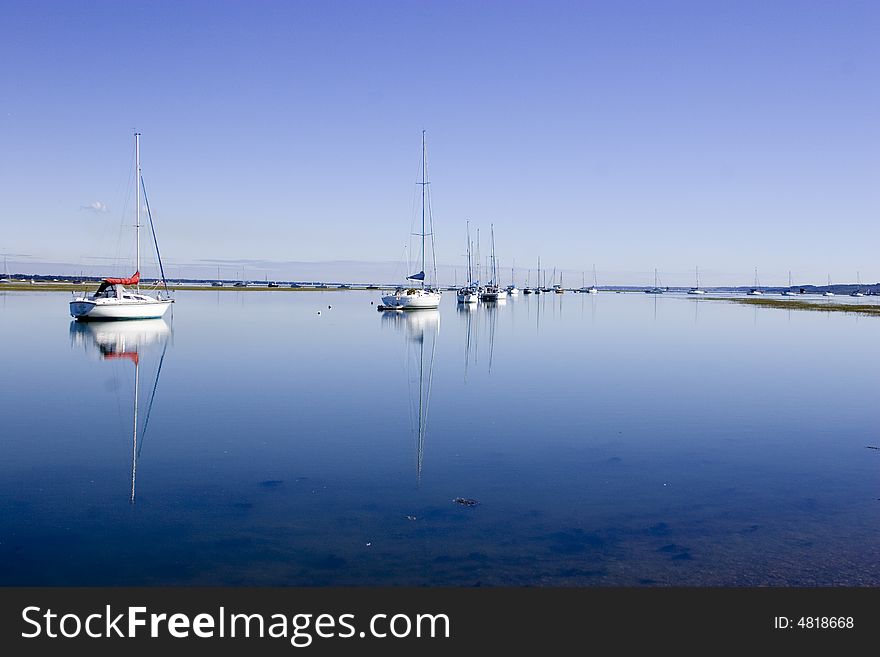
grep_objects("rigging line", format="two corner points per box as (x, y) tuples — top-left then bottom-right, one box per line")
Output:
(140, 175), (169, 294)
(138, 338), (168, 459)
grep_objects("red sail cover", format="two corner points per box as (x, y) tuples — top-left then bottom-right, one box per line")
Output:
(103, 271), (140, 285)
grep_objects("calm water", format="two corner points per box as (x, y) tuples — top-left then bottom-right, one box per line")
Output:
(1, 290), (878, 586)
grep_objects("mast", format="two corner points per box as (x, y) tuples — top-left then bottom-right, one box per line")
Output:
(466, 220), (472, 287)
(420, 130), (427, 289)
(490, 223), (496, 286)
(135, 132), (141, 290)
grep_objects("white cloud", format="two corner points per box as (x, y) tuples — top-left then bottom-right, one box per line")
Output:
(80, 201), (108, 213)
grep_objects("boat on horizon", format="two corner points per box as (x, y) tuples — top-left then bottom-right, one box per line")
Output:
(747, 267), (763, 295)
(687, 266), (706, 294)
(645, 268), (664, 294)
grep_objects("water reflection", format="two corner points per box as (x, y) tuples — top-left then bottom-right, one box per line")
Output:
(69, 319), (172, 502)
(380, 310), (439, 483)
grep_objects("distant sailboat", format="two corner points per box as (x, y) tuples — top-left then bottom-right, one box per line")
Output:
(506, 260), (519, 296)
(479, 225), (504, 302)
(69, 133), (174, 320)
(554, 270), (564, 293)
(781, 270), (795, 296)
(381, 131), (442, 310)
(687, 266), (706, 294)
(851, 272), (865, 297)
(645, 268), (664, 294)
(523, 269), (533, 294)
(747, 267), (763, 295)
(823, 274), (835, 297)
(533, 257), (542, 294)
(579, 265), (599, 294)
(456, 221), (479, 304)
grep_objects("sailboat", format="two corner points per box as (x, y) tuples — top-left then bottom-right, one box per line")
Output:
(506, 260), (519, 296)
(781, 270), (795, 296)
(381, 131), (442, 310)
(0, 256), (10, 283)
(456, 221), (478, 304)
(554, 269), (564, 293)
(823, 274), (835, 297)
(687, 266), (706, 294)
(851, 272), (865, 297)
(582, 265), (599, 294)
(533, 257), (542, 294)
(747, 267), (763, 295)
(70, 317), (171, 502)
(523, 269), (533, 294)
(645, 268), (664, 294)
(70, 133), (174, 320)
(479, 224), (504, 301)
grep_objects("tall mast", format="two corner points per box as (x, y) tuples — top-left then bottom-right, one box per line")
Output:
(135, 132), (141, 289)
(420, 130), (427, 289)
(466, 220), (471, 286)
(490, 223), (496, 285)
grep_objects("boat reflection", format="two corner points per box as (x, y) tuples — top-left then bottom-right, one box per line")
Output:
(380, 309), (439, 483)
(70, 318), (172, 503)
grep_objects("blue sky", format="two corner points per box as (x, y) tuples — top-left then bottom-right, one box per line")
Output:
(1, 0), (877, 286)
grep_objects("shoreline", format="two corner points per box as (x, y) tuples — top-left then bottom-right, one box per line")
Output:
(709, 296), (880, 316)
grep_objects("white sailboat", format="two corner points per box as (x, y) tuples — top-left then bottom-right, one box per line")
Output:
(479, 224), (504, 302)
(456, 220), (478, 304)
(522, 269), (533, 295)
(381, 131), (442, 310)
(687, 266), (706, 294)
(578, 265), (599, 294)
(747, 267), (763, 295)
(506, 260), (519, 296)
(70, 133), (174, 321)
(781, 270), (796, 295)
(851, 272), (865, 297)
(823, 274), (835, 297)
(533, 257), (542, 294)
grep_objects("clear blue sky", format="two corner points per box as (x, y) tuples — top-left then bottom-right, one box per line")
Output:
(1, 0), (877, 286)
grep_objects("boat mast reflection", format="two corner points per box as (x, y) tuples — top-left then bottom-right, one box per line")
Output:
(380, 310), (439, 484)
(70, 318), (172, 502)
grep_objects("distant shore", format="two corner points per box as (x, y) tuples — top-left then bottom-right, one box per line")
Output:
(712, 296), (880, 316)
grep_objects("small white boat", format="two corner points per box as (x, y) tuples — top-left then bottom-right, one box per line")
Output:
(70, 133), (173, 321)
(687, 266), (706, 294)
(823, 274), (835, 297)
(851, 272), (865, 297)
(457, 287), (479, 304)
(781, 271), (796, 295)
(747, 267), (763, 295)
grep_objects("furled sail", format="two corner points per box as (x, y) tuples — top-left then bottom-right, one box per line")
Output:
(103, 271), (140, 285)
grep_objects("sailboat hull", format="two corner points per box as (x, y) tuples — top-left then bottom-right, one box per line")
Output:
(381, 289), (441, 309)
(70, 298), (174, 320)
